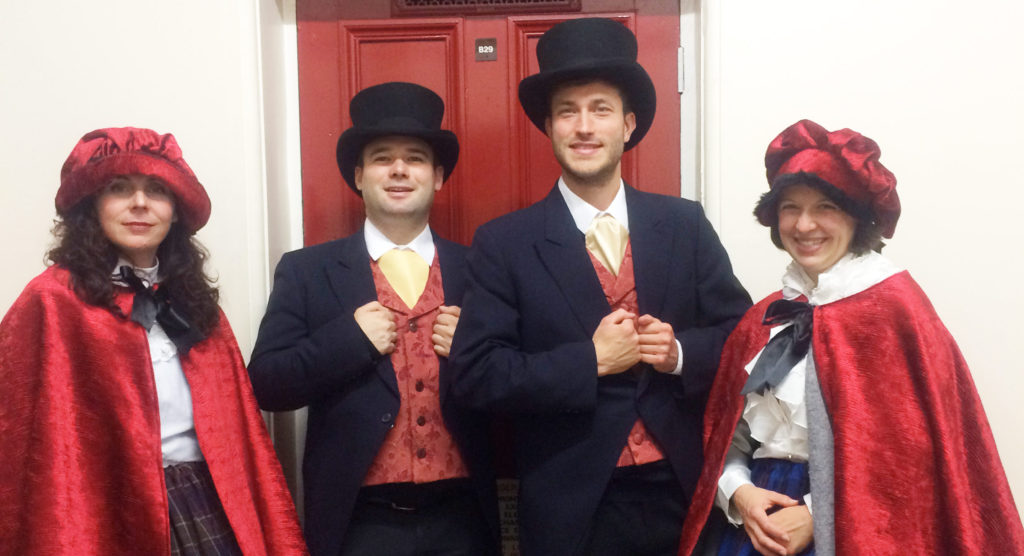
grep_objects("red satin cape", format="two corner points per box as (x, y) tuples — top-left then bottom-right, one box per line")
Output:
(677, 271), (1024, 555)
(0, 266), (306, 555)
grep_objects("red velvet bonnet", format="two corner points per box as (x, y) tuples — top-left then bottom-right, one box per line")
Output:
(756, 119), (900, 238)
(56, 127), (211, 233)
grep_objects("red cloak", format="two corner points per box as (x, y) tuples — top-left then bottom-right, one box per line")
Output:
(678, 271), (1024, 555)
(0, 266), (307, 555)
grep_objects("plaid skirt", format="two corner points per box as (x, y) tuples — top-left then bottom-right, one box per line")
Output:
(165, 461), (243, 556)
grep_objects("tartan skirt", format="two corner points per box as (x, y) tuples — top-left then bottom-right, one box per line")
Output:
(165, 461), (243, 556)
(716, 457), (815, 556)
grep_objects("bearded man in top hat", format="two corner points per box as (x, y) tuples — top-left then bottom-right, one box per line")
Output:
(450, 18), (751, 556)
(249, 82), (499, 556)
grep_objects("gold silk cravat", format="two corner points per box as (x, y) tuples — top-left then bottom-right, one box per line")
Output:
(585, 213), (628, 276)
(378, 248), (429, 308)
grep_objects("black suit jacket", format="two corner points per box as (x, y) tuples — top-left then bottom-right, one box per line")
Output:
(248, 230), (498, 556)
(450, 184), (751, 556)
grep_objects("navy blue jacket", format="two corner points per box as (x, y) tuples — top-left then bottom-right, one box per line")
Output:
(450, 184), (751, 556)
(248, 230), (498, 556)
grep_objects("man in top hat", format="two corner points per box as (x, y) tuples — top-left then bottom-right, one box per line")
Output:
(248, 82), (498, 556)
(449, 18), (751, 556)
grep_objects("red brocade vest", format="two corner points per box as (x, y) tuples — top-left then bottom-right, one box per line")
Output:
(589, 242), (667, 467)
(0, 266), (306, 556)
(363, 254), (470, 485)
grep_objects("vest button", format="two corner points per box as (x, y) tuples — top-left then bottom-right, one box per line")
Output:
(381, 413), (392, 423)
(408, 321), (418, 332)
(416, 448), (427, 459)
(417, 415), (426, 426)
(415, 380), (425, 392)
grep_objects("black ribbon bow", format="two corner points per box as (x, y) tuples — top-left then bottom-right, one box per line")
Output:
(740, 298), (814, 396)
(118, 266), (205, 356)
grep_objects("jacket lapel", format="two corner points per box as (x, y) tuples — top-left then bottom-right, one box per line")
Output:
(535, 185), (609, 334)
(325, 231), (377, 305)
(434, 234), (467, 305)
(625, 184), (669, 318)
(625, 185), (672, 392)
(434, 235), (466, 405)
(324, 230), (400, 398)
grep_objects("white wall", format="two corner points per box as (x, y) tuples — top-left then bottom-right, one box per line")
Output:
(256, 0), (308, 514)
(0, 0), (271, 352)
(701, 0), (1024, 513)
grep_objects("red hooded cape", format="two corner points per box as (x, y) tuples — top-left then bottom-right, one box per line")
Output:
(0, 266), (307, 555)
(678, 271), (1023, 555)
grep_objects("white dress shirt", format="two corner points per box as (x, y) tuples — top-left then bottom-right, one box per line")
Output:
(364, 219), (435, 266)
(716, 251), (901, 524)
(557, 178), (684, 375)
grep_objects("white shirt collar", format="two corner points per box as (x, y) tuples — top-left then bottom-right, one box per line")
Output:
(782, 251), (902, 306)
(557, 177), (630, 235)
(111, 257), (161, 287)
(363, 219), (436, 266)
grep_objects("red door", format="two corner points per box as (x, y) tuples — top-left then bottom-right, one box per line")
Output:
(297, 1), (681, 247)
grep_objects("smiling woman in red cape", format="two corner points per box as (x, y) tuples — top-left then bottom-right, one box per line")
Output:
(677, 120), (1024, 556)
(0, 127), (306, 555)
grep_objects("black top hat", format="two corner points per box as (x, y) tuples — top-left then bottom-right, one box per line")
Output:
(518, 18), (656, 151)
(336, 82), (459, 193)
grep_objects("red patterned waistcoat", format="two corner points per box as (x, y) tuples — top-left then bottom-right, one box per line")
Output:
(588, 243), (667, 467)
(363, 253), (470, 485)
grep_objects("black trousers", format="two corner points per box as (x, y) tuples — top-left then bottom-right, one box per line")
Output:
(578, 460), (686, 556)
(339, 478), (494, 556)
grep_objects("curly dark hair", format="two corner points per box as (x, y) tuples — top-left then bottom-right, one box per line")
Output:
(47, 198), (221, 336)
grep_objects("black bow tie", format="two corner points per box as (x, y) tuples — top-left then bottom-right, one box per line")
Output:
(118, 266), (205, 355)
(740, 299), (814, 396)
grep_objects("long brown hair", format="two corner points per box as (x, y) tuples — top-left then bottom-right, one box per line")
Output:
(47, 197), (221, 336)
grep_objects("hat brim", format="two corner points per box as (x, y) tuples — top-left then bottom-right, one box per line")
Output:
(56, 152), (211, 233)
(518, 61), (656, 151)
(336, 127), (460, 194)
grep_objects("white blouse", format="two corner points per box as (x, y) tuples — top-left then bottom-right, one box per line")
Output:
(115, 260), (203, 466)
(716, 251), (901, 524)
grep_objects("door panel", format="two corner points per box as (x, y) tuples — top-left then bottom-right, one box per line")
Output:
(507, 14), (644, 214)
(297, 1), (680, 247)
(298, 18), (464, 244)
(343, 19), (464, 242)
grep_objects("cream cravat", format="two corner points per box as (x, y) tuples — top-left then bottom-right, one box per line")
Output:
(585, 213), (628, 275)
(377, 248), (429, 308)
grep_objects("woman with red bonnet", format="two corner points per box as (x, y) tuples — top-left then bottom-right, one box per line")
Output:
(676, 120), (1024, 556)
(0, 127), (307, 555)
